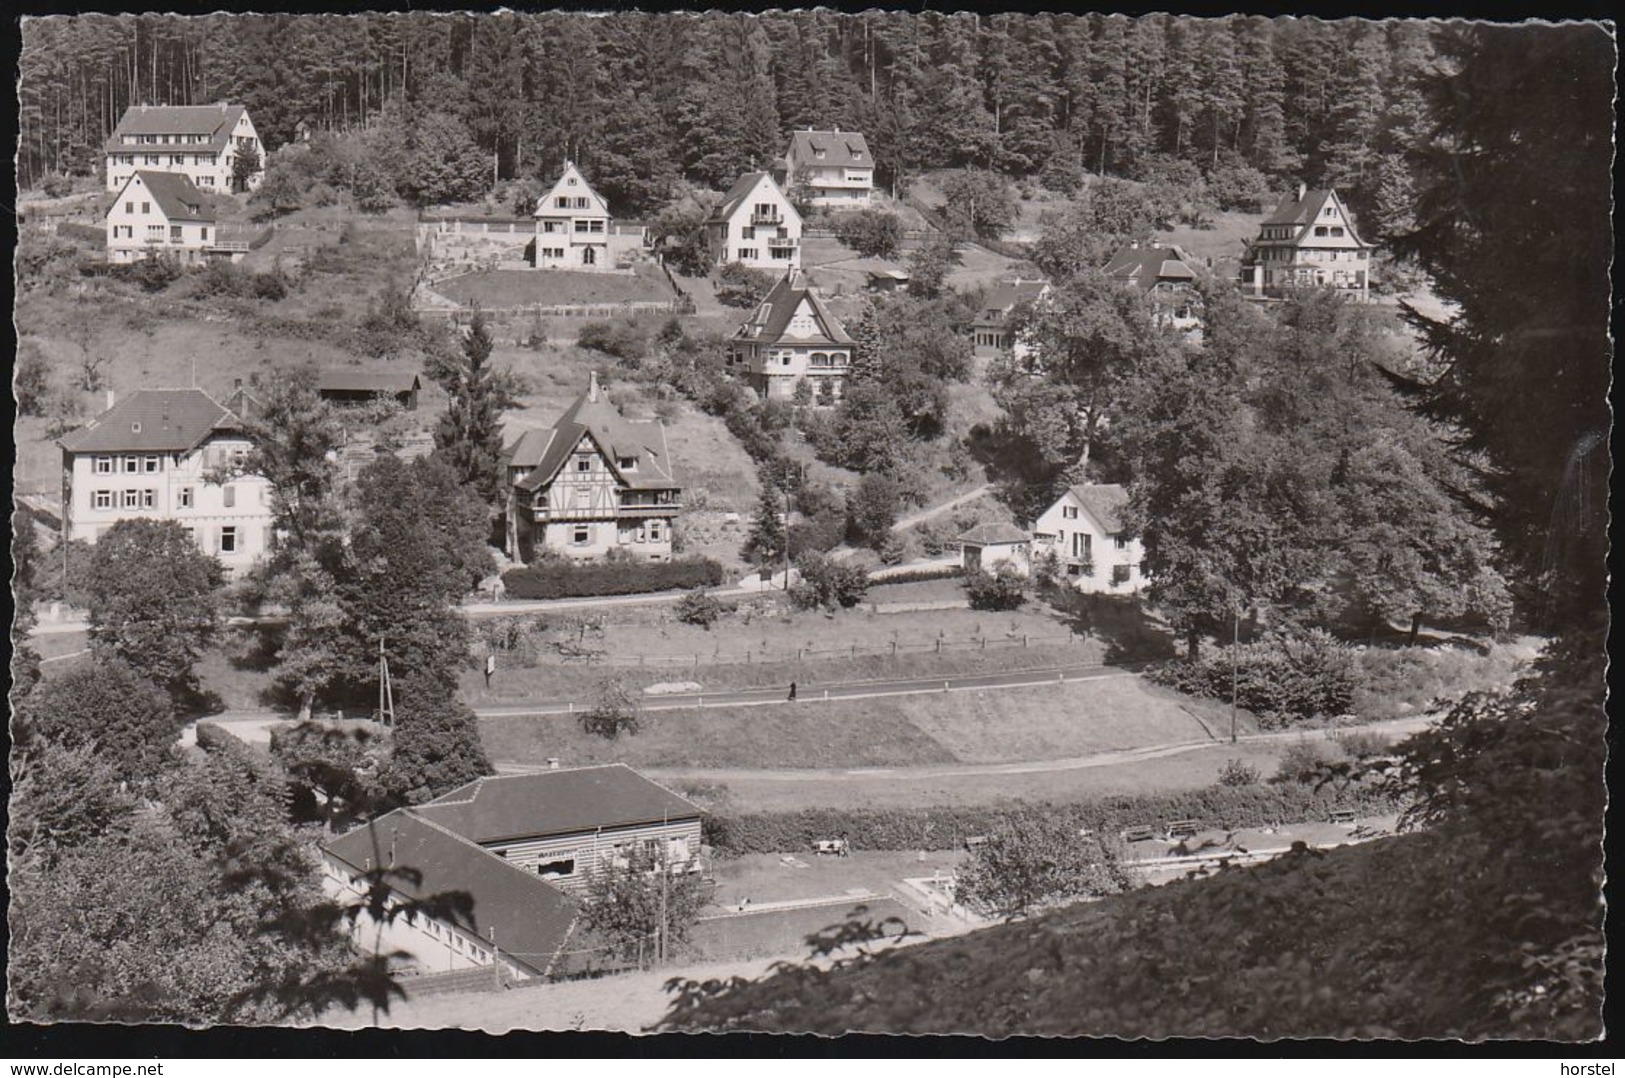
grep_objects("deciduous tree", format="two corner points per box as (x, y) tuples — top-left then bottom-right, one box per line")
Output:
(85, 518), (222, 694)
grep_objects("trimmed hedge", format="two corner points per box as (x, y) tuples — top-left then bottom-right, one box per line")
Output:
(703, 783), (1401, 855)
(503, 557), (724, 600)
(872, 564), (963, 586)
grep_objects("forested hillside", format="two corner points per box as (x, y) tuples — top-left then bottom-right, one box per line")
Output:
(21, 12), (1430, 229)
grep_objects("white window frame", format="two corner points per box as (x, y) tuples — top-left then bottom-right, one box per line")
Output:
(219, 526), (238, 554)
(92, 490), (113, 509)
(177, 487), (194, 509)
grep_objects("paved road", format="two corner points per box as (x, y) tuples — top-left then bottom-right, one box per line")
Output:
(474, 662), (1147, 719)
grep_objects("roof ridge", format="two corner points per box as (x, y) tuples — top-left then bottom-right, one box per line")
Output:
(401, 807), (576, 892)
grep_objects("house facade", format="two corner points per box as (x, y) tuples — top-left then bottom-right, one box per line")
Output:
(1103, 244), (1203, 331)
(105, 171), (218, 266)
(782, 129), (875, 205)
(958, 522), (1032, 576)
(971, 279), (1050, 362)
(57, 388), (274, 577)
(1030, 483), (1147, 594)
(726, 270), (854, 402)
(104, 102), (263, 193)
(415, 766), (705, 894)
(706, 173), (802, 271)
(321, 764), (704, 981)
(533, 162), (612, 271)
(503, 374), (681, 564)
(1240, 186), (1375, 300)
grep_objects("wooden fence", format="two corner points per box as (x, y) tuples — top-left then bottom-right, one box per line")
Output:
(479, 628), (1086, 669)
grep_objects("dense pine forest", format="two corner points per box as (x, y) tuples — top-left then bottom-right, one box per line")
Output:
(21, 12), (1430, 227)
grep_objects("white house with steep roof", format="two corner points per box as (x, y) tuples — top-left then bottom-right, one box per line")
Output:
(105, 171), (219, 265)
(1240, 186), (1375, 300)
(706, 173), (802, 270)
(1030, 483), (1147, 594)
(533, 162), (613, 270)
(57, 388), (273, 577)
(104, 102), (262, 193)
(782, 129), (875, 205)
(726, 270), (854, 402)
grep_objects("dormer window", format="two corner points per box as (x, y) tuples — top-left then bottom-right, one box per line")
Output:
(131, 422), (142, 433)
(617, 456), (637, 471)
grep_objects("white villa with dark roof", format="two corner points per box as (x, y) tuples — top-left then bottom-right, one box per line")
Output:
(727, 270), (854, 402)
(1030, 483), (1148, 594)
(782, 129), (875, 205)
(706, 172), (802, 270)
(57, 388), (273, 577)
(105, 171), (223, 265)
(320, 764), (703, 981)
(104, 102), (263, 193)
(502, 374), (681, 564)
(533, 161), (613, 271)
(1240, 185), (1375, 300)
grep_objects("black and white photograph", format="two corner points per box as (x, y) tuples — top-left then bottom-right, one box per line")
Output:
(6, 9), (1612, 1047)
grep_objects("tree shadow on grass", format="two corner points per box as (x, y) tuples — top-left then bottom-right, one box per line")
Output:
(1045, 588), (1179, 665)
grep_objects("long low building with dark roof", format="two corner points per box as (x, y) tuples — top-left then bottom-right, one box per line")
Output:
(320, 764), (704, 980)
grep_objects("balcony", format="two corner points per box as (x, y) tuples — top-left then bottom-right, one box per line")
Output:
(766, 236), (800, 249)
(750, 209), (784, 226)
(533, 499), (680, 522)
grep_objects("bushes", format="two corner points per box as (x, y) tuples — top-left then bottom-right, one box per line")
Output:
(502, 557), (724, 600)
(675, 588), (729, 629)
(578, 319), (653, 363)
(704, 784), (1402, 855)
(790, 553), (870, 611)
(1146, 630), (1361, 728)
(964, 565), (1029, 611)
(1217, 758), (1262, 787)
(833, 208), (904, 258)
(715, 262), (776, 308)
(871, 564), (963, 586)
(193, 259), (291, 302)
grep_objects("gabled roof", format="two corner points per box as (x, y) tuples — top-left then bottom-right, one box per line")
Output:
(110, 171), (215, 223)
(322, 809), (580, 978)
(731, 271), (854, 347)
(958, 522), (1031, 546)
(418, 764), (703, 846)
(58, 388), (241, 454)
(1262, 188), (1335, 227)
(977, 279), (1050, 322)
(1103, 246), (1198, 290)
(510, 375), (678, 493)
(316, 370), (422, 394)
(1062, 483), (1131, 534)
(105, 102), (247, 155)
(1257, 188), (1372, 249)
(534, 161), (611, 219)
(709, 172), (798, 226)
(786, 129), (872, 169)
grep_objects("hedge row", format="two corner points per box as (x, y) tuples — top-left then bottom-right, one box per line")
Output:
(703, 783), (1401, 855)
(871, 564), (964, 586)
(502, 557), (725, 600)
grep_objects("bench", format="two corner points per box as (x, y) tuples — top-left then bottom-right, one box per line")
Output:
(813, 839), (850, 857)
(1164, 820), (1199, 840)
(1120, 825), (1156, 843)
(1329, 809), (1358, 826)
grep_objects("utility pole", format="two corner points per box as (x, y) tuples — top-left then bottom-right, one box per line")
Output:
(1230, 609), (1240, 744)
(378, 636), (395, 726)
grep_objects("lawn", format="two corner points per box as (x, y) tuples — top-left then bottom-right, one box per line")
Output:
(432, 265), (676, 309)
(1157, 208), (1264, 277)
(659, 736), (1296, 813)
(477, 670), (1221, 772)
(479, 699), (960, 770)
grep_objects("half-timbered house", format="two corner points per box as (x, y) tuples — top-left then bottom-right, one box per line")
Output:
(501, 374), (681, 563)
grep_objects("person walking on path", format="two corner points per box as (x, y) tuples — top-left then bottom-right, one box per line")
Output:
(787, 681), (798, 702)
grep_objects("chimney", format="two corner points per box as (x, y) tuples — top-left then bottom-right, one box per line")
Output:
(234, 377), (243, 389)
(1296, 182), (1307, 202)
(587, 370), (599, 402)
(105, 389), (116, 412)
(547, 758), (560, 770)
